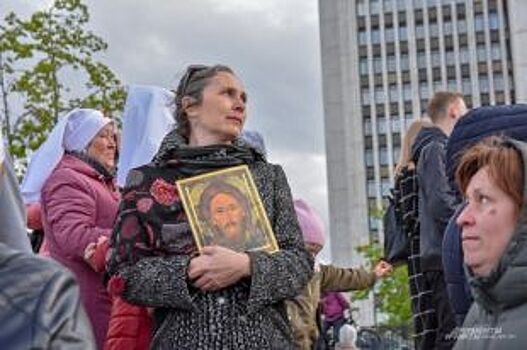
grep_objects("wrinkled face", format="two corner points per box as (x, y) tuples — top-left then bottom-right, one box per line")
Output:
(456, 166), (519, 277)
(187, 72), (247, 145)
(87, 123), (117, 172)
(209, 192), (246, 240)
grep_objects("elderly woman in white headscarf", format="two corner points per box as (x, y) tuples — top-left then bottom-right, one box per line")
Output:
(21, 108), (118, 349)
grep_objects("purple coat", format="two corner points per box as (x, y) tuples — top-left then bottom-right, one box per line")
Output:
(41, 155), (119, 349)
(322, 292), (350, 322)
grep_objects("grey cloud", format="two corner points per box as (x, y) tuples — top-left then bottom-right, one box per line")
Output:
(4, 0), (332, 258)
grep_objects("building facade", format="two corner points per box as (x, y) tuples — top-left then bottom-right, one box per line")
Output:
(319, 0), (527, 324)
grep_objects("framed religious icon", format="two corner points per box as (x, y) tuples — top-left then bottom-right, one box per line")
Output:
(176, 165), (279, 254)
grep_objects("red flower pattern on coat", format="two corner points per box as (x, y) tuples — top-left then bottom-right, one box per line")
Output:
(149, 178), (178, 206)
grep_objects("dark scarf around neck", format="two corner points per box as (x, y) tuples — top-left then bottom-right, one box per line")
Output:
(152, 130), (265, 177)
(68, 151), (115, 181)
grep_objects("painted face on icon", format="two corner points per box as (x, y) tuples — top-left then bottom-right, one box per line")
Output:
(209, 192), (247, 241)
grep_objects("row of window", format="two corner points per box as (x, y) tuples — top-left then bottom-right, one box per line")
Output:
(359, 32), (503, 60)
(364, 116), (415, 136)
(359, 45), (502, 75)
(361, 75), (507, 105)
(359, 12), (499, 45)
(357, 0), (466, 17)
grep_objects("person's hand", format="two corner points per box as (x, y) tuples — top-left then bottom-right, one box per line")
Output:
(188, 246), (251, 292)
(84, 242), (97, 263)
(83, 236), (109, 272)
(374, 260), (393, 279)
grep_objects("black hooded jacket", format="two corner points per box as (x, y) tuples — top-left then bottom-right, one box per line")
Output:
(412, 126), (460, 271)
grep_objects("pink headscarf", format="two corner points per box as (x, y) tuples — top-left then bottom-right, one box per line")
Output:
(294, 199), (325, 247)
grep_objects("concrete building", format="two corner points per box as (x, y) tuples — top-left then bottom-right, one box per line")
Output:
(319, 0), (527, 324)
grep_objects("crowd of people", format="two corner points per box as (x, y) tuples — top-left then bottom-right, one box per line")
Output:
(1, 63), (526, 350)
(386, 92), (527, 350)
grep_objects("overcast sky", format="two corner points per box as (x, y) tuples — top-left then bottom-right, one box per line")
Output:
(2, 0), (331, 259)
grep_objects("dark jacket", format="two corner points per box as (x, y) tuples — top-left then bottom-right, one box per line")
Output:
(442, 206), (472, 326)
(454, 140), (527, 350)
(109, 146), (313, 349)
(412, 126), (459, 271)
(446, 104), (527, 195)
(443, 105), (527, 326)
(0, 243), (95, 349)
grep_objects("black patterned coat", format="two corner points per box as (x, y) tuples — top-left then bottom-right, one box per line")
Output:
(109, 159), (313, 349)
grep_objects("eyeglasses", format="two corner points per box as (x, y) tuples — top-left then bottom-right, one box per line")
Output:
(179, 64), (208, 95)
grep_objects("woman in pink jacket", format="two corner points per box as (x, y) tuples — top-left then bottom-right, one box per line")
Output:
(21, 109), (119, 349)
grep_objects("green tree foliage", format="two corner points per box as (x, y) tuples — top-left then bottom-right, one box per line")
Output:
(0, 0), (126, 166)
(352, 242), (413, 329)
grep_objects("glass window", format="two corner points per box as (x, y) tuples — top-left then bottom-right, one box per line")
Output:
(447, 79), (457, 92)
(367, 180), (377, 198)
(462, 78), (471, 94)
(415, 24), (425, 39)
(375, 87), (385, 104)
(399, 26), (408, 41)
(392, 118), (401, 133)
(374, 57), (383, 73)
(365, 149), (374, 167)
(488, 12), (499, 30)
(364, 119), (373, 137)
(397, 0), (406, 11)
(460, 47), (470, 63)
(371, 0), (381, 14)
(474, 15), (484, 32)
(419, 82), (429, 99)
(359, 31), (368, 45)
(445, 50), (455, 64)
(494, 74), (504, 91)
(403, 83), (412, 100)
(362, 89), (371, 104)
(385, 27), (395, 42)
(443, 21), (453, 35)
(417, 53), (427, 69)
(400, 54), (409, 70)
(387, 55), (397, 72)
(380, 147), (388, 165)
(377, 117), (387, 134)
(457, 19), (467, 33)
(477, 46), (487, 61)
(371, 29), (381, 44)
(491, 44), (501, 61)
(360, 58), (369, 75)
(430, 23), (439, 37)
(479, 76), (489, 93)
(431, 51), (441, 66)
(389, 84), (398, 100)
(357, 0), (367, 16)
